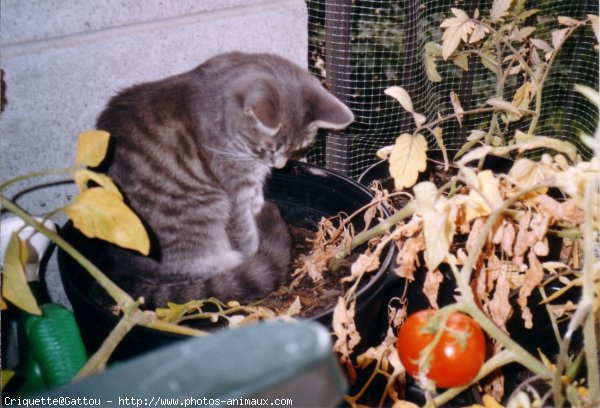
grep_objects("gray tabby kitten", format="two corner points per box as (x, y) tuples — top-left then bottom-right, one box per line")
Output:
(96, 52), (354, 308)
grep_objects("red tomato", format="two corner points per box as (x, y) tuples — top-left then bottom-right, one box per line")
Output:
(396, 309), (486, 388)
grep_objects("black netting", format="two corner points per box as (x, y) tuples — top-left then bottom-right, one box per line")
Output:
(306, 0), (599, 179)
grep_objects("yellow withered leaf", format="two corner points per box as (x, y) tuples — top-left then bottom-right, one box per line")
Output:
(388, 133), (428, 190)
(414, 181), (438, 210)
(1, 234), (42, 315)
(75, 130), (110, 167)
(557, 16), (579, 27)
(513, 81), (533, 109)
(73, 169), (122, 197)
(440, 8), (474, 59)
(514, 131), (579, 162)
(552, 28), (569, 49)
(64, 187), (150, 255)
(424, 43), (443, 82)
(385, 86), (415, 113)
(465, 170), (503, 221)
(450, 91), (464, 126)
(508, 157), (559, 198)
(422, 197), (456, 272)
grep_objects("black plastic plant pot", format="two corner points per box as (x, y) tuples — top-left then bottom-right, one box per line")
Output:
(58, 161), (395, 361)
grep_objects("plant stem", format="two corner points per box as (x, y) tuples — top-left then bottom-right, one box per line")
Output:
(484, 23), (540, 89)
(461, 300), (551, 378)
(417, 107), (499, 134)
(0, 194), (136, 310)
(329, 200), (416, 271)
(0, 167), (76, 191)
(527, 22), (586, 136)
(581, 178), (600, 403)
(74, 308), (150, 380)
(431, 349), (517, 407)
(145, 319), (208, 337)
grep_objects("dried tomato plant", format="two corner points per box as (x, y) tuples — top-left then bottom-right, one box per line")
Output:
(336, 1), (600, 407)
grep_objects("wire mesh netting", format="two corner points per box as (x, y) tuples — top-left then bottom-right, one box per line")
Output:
(305, 0), (599, 179)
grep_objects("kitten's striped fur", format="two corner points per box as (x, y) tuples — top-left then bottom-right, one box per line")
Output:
(96, 52), (354, 307)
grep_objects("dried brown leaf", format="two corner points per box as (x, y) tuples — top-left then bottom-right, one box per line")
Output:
(533, 238), (549, 257)
(424, 42), (443, 82)
(343, 252), (380, 283)
(530, 38), (553, 53)
(285, 296), (302, 317)
(385, 86), (415, 112)
(486, 265), (513, 329)
(529, 212), (549, 241)
(474, 260), (489, 301)
(518, 251), (545, 328)
(548, 301), (577, 318)
(501, 221), (516, 256)
(332, 297), (361, 365)
(466, 217), (486, 255)
(535, 194), (585, 225)
(423, 269), (444, 308)
(377, 145), (393, 160)
(513, 211), (534, 264)
(394, 232), (425, 280)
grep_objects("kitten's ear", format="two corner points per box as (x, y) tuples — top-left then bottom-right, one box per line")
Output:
(242, 83), (281, 135)
(309, 88), (354, 130)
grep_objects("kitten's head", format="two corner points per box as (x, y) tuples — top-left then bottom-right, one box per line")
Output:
(227, 54), (354, 168)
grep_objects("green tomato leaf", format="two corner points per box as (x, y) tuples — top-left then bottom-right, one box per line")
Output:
(75, 130), (110, 167)
(1, 234), (42, 315)
(64, 187), (150, 255)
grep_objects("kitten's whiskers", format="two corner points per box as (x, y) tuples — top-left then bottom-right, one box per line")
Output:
(203, 145), (255, 161)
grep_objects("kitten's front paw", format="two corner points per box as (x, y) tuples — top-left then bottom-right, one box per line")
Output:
(250, 189), (265, 216)
(240, 233), (260, 257)
(219, 249), (246, 270)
